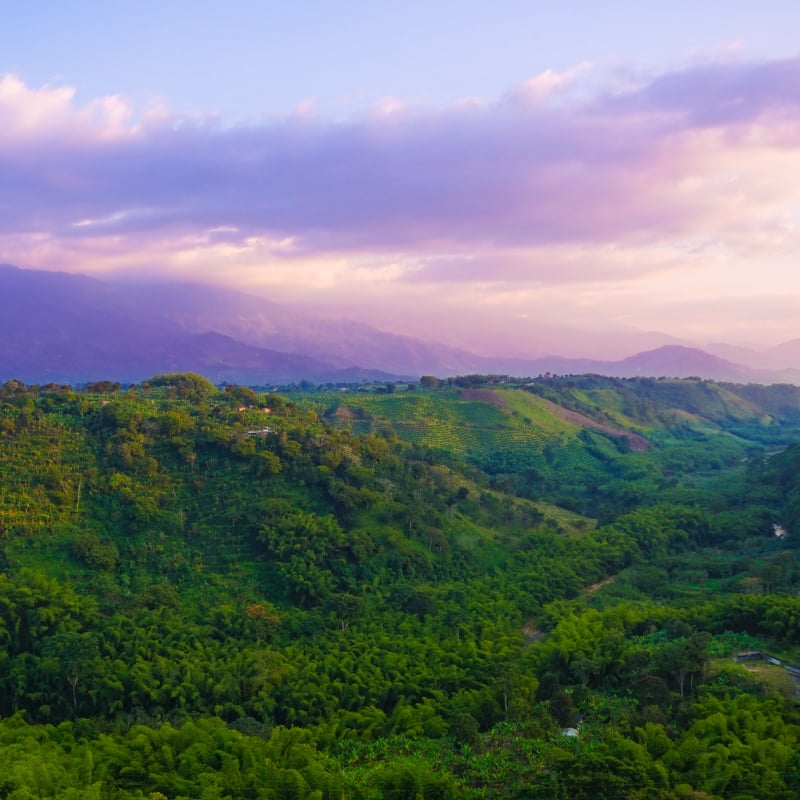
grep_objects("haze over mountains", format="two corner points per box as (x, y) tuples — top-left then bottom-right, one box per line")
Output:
(2, 263), (799, 385)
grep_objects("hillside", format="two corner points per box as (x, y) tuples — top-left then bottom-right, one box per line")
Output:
(290, 375), (800, 520)
(1, 374), (800, 797)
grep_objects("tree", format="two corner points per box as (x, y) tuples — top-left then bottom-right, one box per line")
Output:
(42, 632), (99, 714)
(149, 373), (216, 401)
(655, 632), (710, 696)
(244, 604), (281, 642)
(326, 593), (364, 632)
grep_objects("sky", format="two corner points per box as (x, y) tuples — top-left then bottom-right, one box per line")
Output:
(1, 1), (800, 357)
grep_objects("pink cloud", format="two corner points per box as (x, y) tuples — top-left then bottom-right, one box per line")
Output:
(0, 74), (133, 146)
(0, 56), (799, 291)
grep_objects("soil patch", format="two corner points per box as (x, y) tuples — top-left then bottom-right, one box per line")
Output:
(459, 390), (511, 410)
(326, 406), (367, 421)
(539, 398), (651, 452)
(522, 621), (546, 643)
(582, 575), (618, 595)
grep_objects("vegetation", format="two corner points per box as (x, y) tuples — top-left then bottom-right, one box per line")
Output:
(0, 373), (800, 797)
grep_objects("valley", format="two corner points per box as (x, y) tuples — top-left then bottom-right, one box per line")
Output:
(0, 373), (799, 797)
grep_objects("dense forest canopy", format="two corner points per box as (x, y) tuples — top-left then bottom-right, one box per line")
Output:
(1, 373), (800, 798)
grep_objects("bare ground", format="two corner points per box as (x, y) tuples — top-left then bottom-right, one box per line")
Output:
(538, 398), (652, 452)
(582, 574), (618, 594)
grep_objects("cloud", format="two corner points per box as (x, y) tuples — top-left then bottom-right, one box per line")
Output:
(406, 242), (685, 285)
(507, 62), (594, 106)
(605, 56), (800, 126)
(0, 74), (133, 144)
(0, 56), (799, 302)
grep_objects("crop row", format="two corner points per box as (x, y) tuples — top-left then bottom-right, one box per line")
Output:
(0, 418), (92, 533)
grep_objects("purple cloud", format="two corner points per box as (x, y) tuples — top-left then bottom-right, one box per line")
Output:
(0, 57), (799, 287)
(605, 56), (800, 126)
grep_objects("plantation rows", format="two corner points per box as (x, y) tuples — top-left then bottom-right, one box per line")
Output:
(293, 391), (575, 461)
(0, 417), (92, 533)
(552, 439), (605, 471)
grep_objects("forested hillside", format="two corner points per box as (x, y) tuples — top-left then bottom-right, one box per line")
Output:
(1, 374), (800, 798)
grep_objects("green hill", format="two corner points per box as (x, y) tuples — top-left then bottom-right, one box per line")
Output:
(1, 374), (800, 798)
(289, 376), (800, 521)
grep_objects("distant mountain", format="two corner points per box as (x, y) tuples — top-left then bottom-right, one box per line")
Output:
(704, 340), (800, 372)
(520, 345), (800, 384)
(0, 264), (486, 383)
(703, 342), (766, 369)
(615, 345), (755, 381)
(1, 264), (799, 385)
(111, 281), (490, 376)
(764, 339), (800, 370)
(0, 264), (339, 383)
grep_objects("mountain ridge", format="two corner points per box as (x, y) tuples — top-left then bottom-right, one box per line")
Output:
(1, 263), (799, 384)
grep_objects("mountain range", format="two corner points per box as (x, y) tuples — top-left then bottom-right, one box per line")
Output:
(1, 263), (799, 385)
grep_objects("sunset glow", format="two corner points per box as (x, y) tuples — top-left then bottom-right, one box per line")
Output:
(2, 2), (800, 356)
